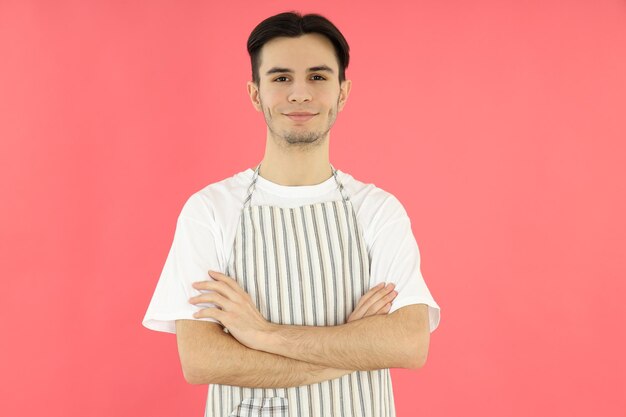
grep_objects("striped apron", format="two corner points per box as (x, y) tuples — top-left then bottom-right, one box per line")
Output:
(206, 164), (396, 417)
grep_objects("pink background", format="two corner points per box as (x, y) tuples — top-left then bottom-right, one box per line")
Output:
(1, 1), (625, 416)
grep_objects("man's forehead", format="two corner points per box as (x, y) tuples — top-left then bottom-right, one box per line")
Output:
(258, 34), (339, 73)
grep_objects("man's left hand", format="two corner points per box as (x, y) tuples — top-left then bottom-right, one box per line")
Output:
(189, 270), (274, 350)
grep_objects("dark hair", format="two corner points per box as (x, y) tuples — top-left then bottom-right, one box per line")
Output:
(247, 11), (350, 85)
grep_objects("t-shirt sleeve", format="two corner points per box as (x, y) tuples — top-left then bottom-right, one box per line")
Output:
(367, 195), (441, 333)
(142, 194), (223, 334)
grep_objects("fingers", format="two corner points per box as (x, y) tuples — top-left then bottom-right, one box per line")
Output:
(207, 270), (241, 292)
(353, 282), (385, 310)
(188, 291), (232, 311)
(359, 283), (396, 315)
(348, 283), (397, 322)
(193, 306), (224, 320)
(192, 280), (238, 301)
(365, 289), (398, 316)
(192, 272), (241, 302)
(373, 302), (393, 317)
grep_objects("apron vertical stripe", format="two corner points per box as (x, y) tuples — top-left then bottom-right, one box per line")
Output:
(270, 206), (284, 324)
(310, 204), (329, 325)
(331, 201), (351, 326)
(279, 209), (295, 326)
(321, 202), (340, 325)
(299, 206), (318, 327)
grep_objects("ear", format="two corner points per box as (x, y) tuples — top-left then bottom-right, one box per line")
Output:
(338, 79), (352, 112)
(247, 81), (262, 112)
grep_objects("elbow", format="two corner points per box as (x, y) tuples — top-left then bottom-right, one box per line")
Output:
(176, 320), (224, 385)
(178, 347), (202, 384)
(182, 367), (202, 385)
(182, 364), (217, 385)
(408, 349), (428, 370)
(390, 303), (432, 371)
(180, 358), (215, 385)
(406, 331), (430, 371)
(181, 362), (204, 385)
(405, 349), (428, 371)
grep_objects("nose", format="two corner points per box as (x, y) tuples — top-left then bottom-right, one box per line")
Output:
(288, 80), (312, 104)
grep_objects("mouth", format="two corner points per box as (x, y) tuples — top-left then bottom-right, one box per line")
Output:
(284, 112), (318, 122)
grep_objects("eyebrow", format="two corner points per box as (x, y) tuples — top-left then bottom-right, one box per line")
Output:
(265, 65), (335, 76)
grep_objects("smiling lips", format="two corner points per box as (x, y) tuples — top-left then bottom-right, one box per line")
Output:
(285, 112), (317, 122)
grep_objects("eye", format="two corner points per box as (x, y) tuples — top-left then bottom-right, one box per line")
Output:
(311, 75), (326, 81)
(274, 76), (289, 82)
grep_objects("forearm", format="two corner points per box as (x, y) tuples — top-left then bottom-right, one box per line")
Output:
(177, 320), (353, 388)
(260, 312), (420, 371)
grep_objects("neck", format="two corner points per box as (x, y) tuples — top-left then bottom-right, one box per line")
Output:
(257, 131), (333, 186)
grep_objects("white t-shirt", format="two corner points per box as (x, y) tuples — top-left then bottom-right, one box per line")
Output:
(142, 168), (441, 334)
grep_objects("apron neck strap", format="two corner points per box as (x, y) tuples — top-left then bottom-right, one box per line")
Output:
(243, 162), (349, 208)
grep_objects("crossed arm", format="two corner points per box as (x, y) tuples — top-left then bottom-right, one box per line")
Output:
(261, 303), (429, 371)
(176, 271), (430, 387)
(176, 319), (354, 387)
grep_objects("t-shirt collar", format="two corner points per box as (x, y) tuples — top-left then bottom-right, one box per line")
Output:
(243, 168), (341, 198)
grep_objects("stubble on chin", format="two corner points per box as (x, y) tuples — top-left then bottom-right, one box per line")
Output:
(262, 103), (338, 151)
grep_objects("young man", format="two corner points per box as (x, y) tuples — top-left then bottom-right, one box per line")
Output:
(143, 11), (440, 417)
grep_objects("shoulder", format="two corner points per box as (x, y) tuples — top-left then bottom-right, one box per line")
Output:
(340, 170), (409, 223)
(178, 168), (252, 228)
(338, 170), (411, 246)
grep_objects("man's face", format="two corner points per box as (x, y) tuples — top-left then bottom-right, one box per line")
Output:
(247, 33), (351, 148)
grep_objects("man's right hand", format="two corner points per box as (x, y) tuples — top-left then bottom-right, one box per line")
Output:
(347, 283), (398, 323)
